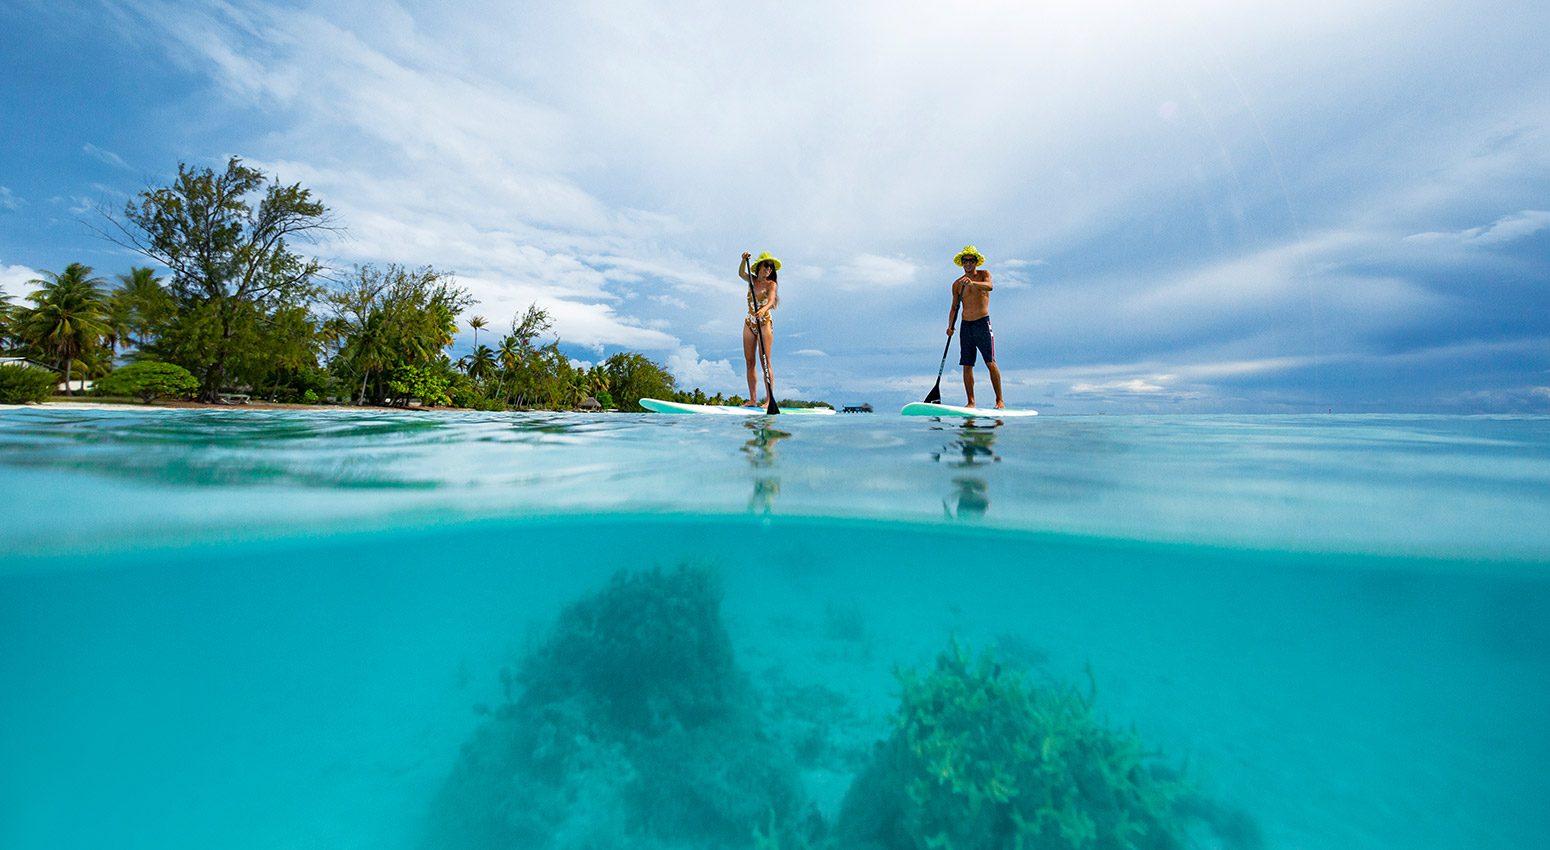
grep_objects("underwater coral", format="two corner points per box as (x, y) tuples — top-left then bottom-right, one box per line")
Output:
(831, 640), (1191, 850)
(423, 565), (811, 849)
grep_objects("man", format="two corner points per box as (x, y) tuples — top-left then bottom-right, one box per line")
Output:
(946, 245), (1004, 409)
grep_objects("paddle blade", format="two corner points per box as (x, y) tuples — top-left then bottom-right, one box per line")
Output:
(766, 397), (780, 415)
(924, 381), (942, 404)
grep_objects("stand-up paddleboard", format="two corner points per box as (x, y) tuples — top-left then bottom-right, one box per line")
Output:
(640, 398), (836, 415)
(900, 402), (1038, 418)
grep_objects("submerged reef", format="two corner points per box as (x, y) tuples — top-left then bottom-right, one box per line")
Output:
(426, 569), (1221, 850)
(831, 641), (1190, 850)
(424, 565), (811, 849)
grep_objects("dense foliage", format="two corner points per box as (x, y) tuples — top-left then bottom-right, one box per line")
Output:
(114, 157), (329, 401)
(94, 361), (199, 402)
(0, 363), (57, 404)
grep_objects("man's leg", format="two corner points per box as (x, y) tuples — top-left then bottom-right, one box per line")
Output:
(987, 362), (1005, 409)
(962, 365), (975, 407)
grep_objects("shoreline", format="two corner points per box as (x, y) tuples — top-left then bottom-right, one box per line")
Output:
(1, 399), (490, 413)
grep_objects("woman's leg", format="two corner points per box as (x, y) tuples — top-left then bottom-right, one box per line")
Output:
(758, 321), (775, 402)
(742, 321), (758, 401)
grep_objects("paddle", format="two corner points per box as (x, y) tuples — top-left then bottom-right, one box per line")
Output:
(745, 255), (780, 415)
(924, 282), (964, 404)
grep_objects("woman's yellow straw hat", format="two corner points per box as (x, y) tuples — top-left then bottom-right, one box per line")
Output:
(752, 251), (782, 272)
(953, 245), (986, 266)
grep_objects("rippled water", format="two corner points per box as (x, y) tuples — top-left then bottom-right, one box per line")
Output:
(2, 408), (1548, 850)
(3, 408), (1548, 559)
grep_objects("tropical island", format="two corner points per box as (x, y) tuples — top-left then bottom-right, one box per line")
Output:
(0, 157), (830, 413)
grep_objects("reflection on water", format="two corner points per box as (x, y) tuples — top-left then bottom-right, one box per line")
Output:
(932, 422), (1000, 520)
(947, 477), (990, 520)
(742, 419), (791, 513)
(4, 409), (1550, 560)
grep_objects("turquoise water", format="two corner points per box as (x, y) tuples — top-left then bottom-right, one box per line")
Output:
(2, 409), (1548, 849)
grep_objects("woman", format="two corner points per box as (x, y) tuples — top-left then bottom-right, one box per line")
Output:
(738, 250), (780, 407)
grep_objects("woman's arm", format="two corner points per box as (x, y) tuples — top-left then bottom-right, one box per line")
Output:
(739, 252), (752, 284)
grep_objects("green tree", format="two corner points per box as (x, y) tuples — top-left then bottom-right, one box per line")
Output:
(111, 157), (329, 401)
(249, 304), (323, 400)
(386, 364), (453, 407)
(0, 363), (58, 403)
(95, 361), (200, 402)
(0, 290), (15, 352)
(112, 267), (176, 350)
(602, 352), (676, 412)
(461, 343), (497, 383)
(17, 263), (112, 395)
(326, 264), (472, 405)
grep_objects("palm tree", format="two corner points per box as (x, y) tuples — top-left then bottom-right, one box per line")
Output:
(19, 263), (112, 395)
(585, 365), (610, 398)
(340, 313), (395, 404)
(114, 267), (172, 349)
(0, 291), (14, 351)
(496, 334), (522, 404)
(567, 370), (590, 408)
(464, 344), (496, 383)
(468, 314), (488, 350)
(103, 290), (134, 355)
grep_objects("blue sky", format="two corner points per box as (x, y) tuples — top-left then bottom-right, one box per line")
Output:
(2, 0), (1547, 412)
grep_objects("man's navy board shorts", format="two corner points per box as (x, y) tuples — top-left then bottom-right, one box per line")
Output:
(959, 316), (995, 366)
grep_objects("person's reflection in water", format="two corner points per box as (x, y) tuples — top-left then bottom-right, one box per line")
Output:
(947, 476), (990, 520)
(929, 421), (1002, 467)
(931, 421), (1000, 519)
(742, 420), (791, 513)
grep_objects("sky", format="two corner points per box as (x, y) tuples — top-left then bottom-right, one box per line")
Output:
(1, 0), (1547, 412)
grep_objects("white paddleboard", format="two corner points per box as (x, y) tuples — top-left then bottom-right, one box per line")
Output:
(900, 402), (1038, 418)
(639, 398), (835, 415)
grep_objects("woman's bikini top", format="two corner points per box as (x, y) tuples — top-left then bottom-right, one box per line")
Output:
(747, 284), (775, 323)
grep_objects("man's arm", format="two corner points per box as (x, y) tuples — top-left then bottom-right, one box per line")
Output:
(967, 271), (993, 291)
(947, 280), (963, 334)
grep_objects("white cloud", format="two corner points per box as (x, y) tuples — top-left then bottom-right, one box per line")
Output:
(834, 254), (919, 290)
(0, 187), (21, 211)
(664, 345), (738, 390)
(1405, 209), (1550, 247)
(1069, 378), (1169, 395)
(792, 348), (829, 357)
(82, 144), (132, 171)
(0, 263), (41, 297)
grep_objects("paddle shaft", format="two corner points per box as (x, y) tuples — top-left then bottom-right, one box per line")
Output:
(925, 283), (964, 403)
(746, 257), (779, 415)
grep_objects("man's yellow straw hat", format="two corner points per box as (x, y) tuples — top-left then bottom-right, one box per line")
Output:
(953, 245), (986, 266)
(752, 251), (782, 272)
